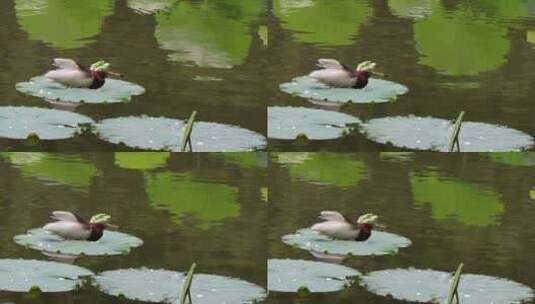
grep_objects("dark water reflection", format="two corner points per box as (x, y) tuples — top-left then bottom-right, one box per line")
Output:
(0, 152), (267, 303)
(268, 0), (535, 151)
(269, 152), (535, 303)
(0, 0), (267, 151)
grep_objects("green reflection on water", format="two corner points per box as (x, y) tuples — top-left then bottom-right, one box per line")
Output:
(488, 152), (535, 167)
(15, 0), (113, 49)
(114, 152), (170, 170)
(273, 0), (372, 46)
(411, 170), (504, 226)
(154, 0), (262, 68)
(414, 3), (510, 75)
(2, 153), (98, 191)
(145, 172), (240, 229)
(279, 153), (366, 188)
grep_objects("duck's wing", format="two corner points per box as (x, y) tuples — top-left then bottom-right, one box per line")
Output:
(318, 211), (347, 223)
(50, 211), (85, 223)
(52, 58), (81, 70)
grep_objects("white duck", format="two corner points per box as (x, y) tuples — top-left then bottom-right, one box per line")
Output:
(311, 211), (380, 241)
(44, 59), (122, 89)
(309, 59), (380, 89)
(43, 211), (115, 241)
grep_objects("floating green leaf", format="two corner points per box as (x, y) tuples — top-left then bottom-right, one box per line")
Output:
(268, 106), (360, 140)
(268, 259), (361, 293)
(154, 1), (262, 68)
(412, 171), (504, 226)
(15, 0), (113, 49)
(361, 116), (534, 152)
(414, 5), (510, 75)
(114, 152), (170, 170)
(282, 228), (411, 256)
(284, 153), (366, 188)
(0, 259), (93, 292)
(95, 268), (266, 303)
(273, 0), (372, 46)
(145, 172), (240, 229)
(96, 116), (266, 152)
(280, 76), (408, 104)
(361, 268), (534, 303)
(16, 76), (145, 104)
(0, 106), (93, 140)
(14, 228), (143, 256)
(2, 153), (98, 191)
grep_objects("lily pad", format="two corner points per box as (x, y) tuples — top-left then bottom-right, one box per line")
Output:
(268, 259), (360, 293)
(268, 106), (360, 140)
(0, 259), (93, 292)
(280, 76), (408, 104)
(96, 116), (266, 152)
(95, 268), (266, 303)
(16, 76), (145, 104)
(361, 268), (534, 304)
(282, 228), (411, 256)
(361, 116), (534, 152)
(0, 106), (93, 140)
(14, 228), (143, 256)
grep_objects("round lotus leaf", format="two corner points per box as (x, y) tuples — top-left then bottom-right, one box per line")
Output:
(268, 106), (360, 140)
(280, 76), (408, 104)
(95, 268), (266, 303)
(268, 259), (360, 293)
(282, 228), (411, 256)
(361, 116), (534, 152)
(0, 106), (93, 140)
(14, 228), (143, 256)
(16, 76), (145, 104)
(96, 116), (266, 152)
(361, 268), (534, 304)
(0, 259), (93, 292)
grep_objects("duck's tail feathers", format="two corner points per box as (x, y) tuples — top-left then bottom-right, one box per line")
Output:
(318, 211), (346, 223)
(50, 211), (79, 223)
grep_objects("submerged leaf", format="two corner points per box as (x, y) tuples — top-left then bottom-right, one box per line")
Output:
(282, 228), (411, 256)
(96, 116), (266, 152)
(268, 259), (361, 292)
(0, 259), (93, 292)
(280, 76), (408, 103)
(95, 268), (266, 303)
(361, 268), (534, 304)
(16, 76), (145, 104)
(14, 228), (143, 256)
(268, 106), (360, 140)
(0, 106), (94, 140)
(361, 116), (534, 152)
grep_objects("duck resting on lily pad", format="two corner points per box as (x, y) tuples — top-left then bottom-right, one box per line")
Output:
(44, 59), (123, 89)
(311, 211), (384, 241)
(44, 211), (117, 241)
(309, 59), (383, 89)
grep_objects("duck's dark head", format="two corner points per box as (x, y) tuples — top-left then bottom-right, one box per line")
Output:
(89, 70), (107, 90)
(88, 223), (105, 241)
(353, 71), (371, 89)
(354, 223), (373, 241)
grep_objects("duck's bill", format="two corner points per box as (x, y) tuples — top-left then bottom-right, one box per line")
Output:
(371, 71), (387, 77)
(374, 223), (388, 230)
(105, 223), (120, 230)
(107, 70), (123, 78)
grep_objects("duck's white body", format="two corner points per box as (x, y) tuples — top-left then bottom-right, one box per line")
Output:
(43, 211), (91, 240)
(311, 211), (359, 240)
(44, 58), (93, 88)
(309, 59), (357, 88)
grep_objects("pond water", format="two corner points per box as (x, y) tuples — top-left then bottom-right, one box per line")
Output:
(269, 152), (535, 303)
(268, 0), (535, 151)
(0, 152), (267, 303)
(0, 0), (267, 151)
